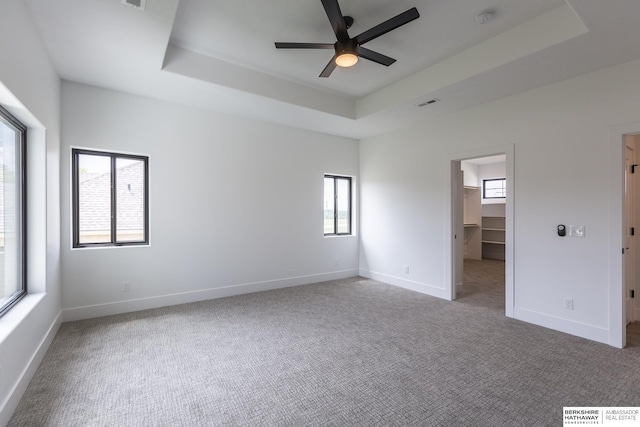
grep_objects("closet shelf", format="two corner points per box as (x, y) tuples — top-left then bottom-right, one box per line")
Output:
(482, 215), (506, 260)
(482, 240), (506, 245)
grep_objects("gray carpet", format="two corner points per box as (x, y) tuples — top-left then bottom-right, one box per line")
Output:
(9, 261), (640, 426)
(459, 259), (506, 312)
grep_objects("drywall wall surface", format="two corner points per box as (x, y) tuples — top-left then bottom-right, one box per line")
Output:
(60, 82), (359, 317)
(0, 0), (62, 424)
(359, 58), (640, 344)
(461, 161), (479, 187)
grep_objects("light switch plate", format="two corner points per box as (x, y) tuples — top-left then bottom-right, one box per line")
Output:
(569, 225), (585, 237)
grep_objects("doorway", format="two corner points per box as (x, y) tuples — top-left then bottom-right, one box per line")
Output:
(458, 155), (507, 311)
(446, 144), (514, 318)
(609, 123), (640, 348)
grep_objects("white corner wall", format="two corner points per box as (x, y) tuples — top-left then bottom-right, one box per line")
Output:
(60, 82), (359, 320)
(0, 0), (62, 424)
(359, 58), (640, 346)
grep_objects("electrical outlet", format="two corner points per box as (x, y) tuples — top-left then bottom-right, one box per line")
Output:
(122, 281), (131, 292)
(404, 265), (410, 274)
(334, 259), (339, 267)
(564, 298), (574, 310)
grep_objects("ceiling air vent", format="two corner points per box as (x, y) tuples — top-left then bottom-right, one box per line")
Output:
(121, 0), (146, 11)
(418, 98), (440, 107)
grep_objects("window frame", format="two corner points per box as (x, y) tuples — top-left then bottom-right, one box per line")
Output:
(0, 105), (27, 318)
(72, 148), (149, 248)
(483, 178), (506, 199)
(324, 174), (352, 236)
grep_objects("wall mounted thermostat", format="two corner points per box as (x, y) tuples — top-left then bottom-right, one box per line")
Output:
(557, 225), (566, 237)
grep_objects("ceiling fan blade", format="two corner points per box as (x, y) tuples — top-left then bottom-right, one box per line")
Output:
(275, 42), (335, 49)
(354, 7), (419, 45)
(358, 47), (396, 66)
(319, 55), (338, 78)
(321, 0), (349, 42)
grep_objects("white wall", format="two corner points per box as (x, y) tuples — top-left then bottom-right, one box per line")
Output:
(60, 82), (359, 320)
(359, 58), (640, 345)
(461, 162), (479, 187)
(0, 0), (62, 424)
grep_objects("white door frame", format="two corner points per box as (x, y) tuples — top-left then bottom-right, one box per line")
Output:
(445, 144), (515, 317)
(453, 165), (464, 295)
(625, 143), (635, 325)
(609, 122), (640, 348)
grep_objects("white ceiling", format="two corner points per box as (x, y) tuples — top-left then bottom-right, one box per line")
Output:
(170, 0), (562, 98)
(22, 0), (640, 139)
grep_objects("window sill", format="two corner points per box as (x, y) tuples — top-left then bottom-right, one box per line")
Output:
(0, 293), (45, 343)
(70, 243), (150, 251)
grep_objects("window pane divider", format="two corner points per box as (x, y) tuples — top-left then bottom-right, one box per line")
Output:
(110, 156), (117, 245)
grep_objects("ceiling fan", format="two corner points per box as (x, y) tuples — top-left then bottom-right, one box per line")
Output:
(275, 0), (419, 77)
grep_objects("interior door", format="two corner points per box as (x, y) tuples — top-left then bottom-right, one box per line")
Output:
(625, 144), (634, 324)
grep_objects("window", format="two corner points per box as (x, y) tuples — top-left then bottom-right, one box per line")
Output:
(0, 106), (27, 318)
(324, 175), (351, 236)
(72, 149), (148, 248)
(483, 178), (506, 199)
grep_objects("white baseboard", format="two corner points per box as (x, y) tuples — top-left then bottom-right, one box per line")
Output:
(359, 269), (611, 345)
(63, 269), (359, 322)
(359, 269), (449, 300)
(0, 310), (62, 426)
(513, 307), (609, 345)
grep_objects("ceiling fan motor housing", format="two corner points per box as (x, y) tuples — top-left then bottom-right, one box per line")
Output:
(336, 39), (358, 56)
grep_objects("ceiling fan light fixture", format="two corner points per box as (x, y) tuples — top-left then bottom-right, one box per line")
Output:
(336, 53), (358, 67)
